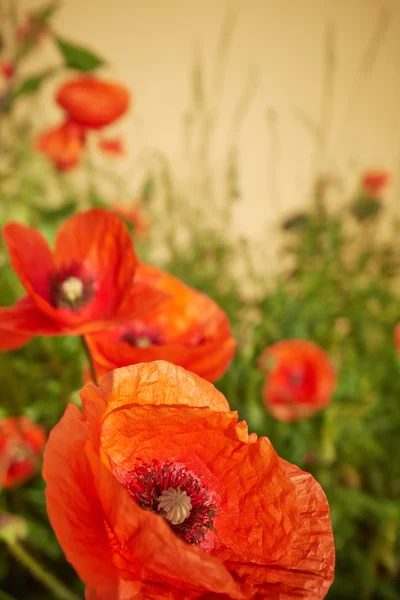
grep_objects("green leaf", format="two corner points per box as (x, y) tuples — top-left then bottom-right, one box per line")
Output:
(10, 68), (57, 100)
(54, 36), (105, 71)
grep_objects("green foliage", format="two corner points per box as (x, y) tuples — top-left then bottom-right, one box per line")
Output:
(54, 37), (105, 71)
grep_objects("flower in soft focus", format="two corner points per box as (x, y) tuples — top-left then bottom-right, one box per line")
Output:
(362, 169), (390, 198)
(0, 417), (46, 489)
(56, 77), (130, 129)
(36, 120), (86, 171)
(0, 61), (14, 80)
(85, 263), (236, 382)
(259, 339), (337, 422)
(43, 360), (335, 600)
(98, 137), (125, 156)
(111, 202), (149, 239)
(0, 209), (160, 347)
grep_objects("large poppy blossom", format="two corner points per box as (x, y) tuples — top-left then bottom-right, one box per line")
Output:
(259, 339), (336, 422)
(85, 263), (236, 382)
(36, 120), (86, 171)
(43, 360), (334, 599)
(56, 77), (130, 129)
(1, 416), (46, 489)
(0, 209), (164, 346)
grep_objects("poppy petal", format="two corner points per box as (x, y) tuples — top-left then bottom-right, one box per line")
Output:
(80, 361), (230, 426)
(43, 405), (122, 598)
(225, 461), (335, 599)
(86, 443), (244, 598)
(54, 209), (138, 319)
(3, 222), (54, 302)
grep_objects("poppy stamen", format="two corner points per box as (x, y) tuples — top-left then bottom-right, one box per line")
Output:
(125, 460), (217, 545)
(121, 324), (164, 348)
(157, 487), (192, 525)
(50, 266), (94, 312)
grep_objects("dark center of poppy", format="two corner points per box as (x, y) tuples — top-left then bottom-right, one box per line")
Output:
(50, 266), (94, 311)
(126, 460), (217, 545)
(121, 323), (164, 348)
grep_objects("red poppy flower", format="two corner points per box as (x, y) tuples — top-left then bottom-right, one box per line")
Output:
(56, 77), (130, 129)
(0, 209), (155, 346)
(36, 120), (86, 171)
(1, 416), (46, 489)
(362, 170), (390, 197)
(85, 263), (236, 382)
(98, 137), (125, 156)
(43, 360), (335, 599)
(0, 60), (14, 80)
(259, 340), (336, 422)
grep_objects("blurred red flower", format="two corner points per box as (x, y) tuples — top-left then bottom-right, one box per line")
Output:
(98, 137), (125, 156)
(362, 170), (390, 197)
(0, 61), (14, 80)
(56, 77), (130, 129)
(36, 120), (86, 171)
(43, 360), (335, 599)
(259, 339), (336, 422)
(85, 263), (236, 382)
(1, 416), (45, 489)
(0, 209), (149, 346)
(111, 202), (149, 238)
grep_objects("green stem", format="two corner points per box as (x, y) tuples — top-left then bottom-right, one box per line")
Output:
(6, 541), (80, 600)
(80, 336), (98, 386)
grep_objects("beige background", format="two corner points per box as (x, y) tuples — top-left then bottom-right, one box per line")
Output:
(22, 0), (400, 242)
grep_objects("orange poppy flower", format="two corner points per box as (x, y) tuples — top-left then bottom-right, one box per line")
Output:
(98, 137), (125, 156)
(362, 169), (390, 197)
(43, 361), (335, 599)
(56, 77), (130, 129)
(1, 416), (46, 489)
(85, 263), (236, 382)
(259, 340), (336, 422)
(0, 209), (151, 345)
(36, 120), (86, 171)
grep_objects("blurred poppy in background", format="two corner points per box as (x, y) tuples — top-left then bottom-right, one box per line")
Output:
(259, 339), (337, 422)
(85, 263), (236, 382)
(98, 137), (125, 156)
(36, 120), (86, 171)
(0, 61), (14, 81)
(56, 76), (130, 129)
(111, 201), (149, 239)
(0, 416), (46, 489)
(43, 360), (335, 600)
(0, 209), (144, 344)
(362, 169), (390, 198)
